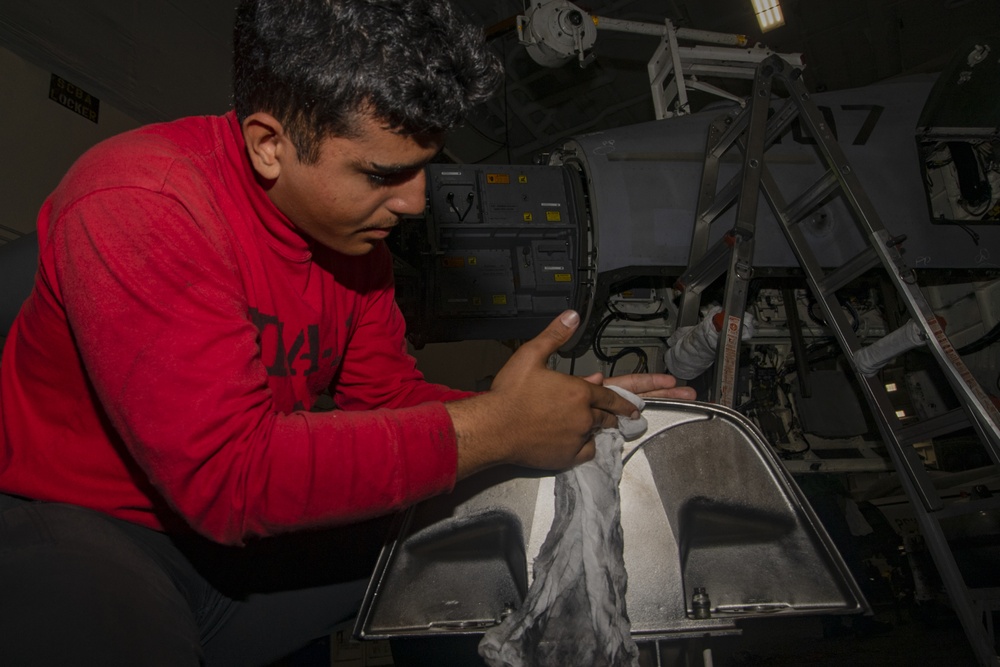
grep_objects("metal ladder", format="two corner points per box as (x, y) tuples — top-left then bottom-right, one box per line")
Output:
(674, 54), (1000, 667)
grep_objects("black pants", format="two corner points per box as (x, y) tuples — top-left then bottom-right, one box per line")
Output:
(0, 493), (388, 666)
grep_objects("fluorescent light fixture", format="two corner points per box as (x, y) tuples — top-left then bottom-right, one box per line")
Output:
(885, 382), (898, 392)
(752, 0), (785, 32)
(895, 410), (907, 419)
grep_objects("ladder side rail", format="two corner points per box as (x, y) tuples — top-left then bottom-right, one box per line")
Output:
(760, 159), (1000, 665)
(677, 96), (802, 296)
(677, 116), (731, 330)
(913, 308), (1000, 463)
(665, 22), (689, 116)
(676, 111), (762, 320)
(674, 96), (802, 330)
(712, 233), (755, 407)
(757, 165), (945, 512)
(699, 99), (800, 225)
(647, 35), (674, 120)
(894, 455), (1000, 667)
(768, 57), (1000, 458)
(753, 55), (1000, 665)
(710, 61), (775, 407)
(710, 91), (799, 159)
(850, 329), (998, 664)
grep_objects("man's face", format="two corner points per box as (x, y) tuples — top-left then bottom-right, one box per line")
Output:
(266, 113), (444, 256)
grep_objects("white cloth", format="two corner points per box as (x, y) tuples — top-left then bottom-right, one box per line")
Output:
(478, 386), (646, 667)
(665, 306), (757, 380)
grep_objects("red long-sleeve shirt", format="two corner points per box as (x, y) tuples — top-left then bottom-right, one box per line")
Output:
(0, 112), (471, 544)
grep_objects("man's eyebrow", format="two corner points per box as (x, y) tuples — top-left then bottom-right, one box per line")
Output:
(364, 161), (425, 175)
(362, 149), (444, 174)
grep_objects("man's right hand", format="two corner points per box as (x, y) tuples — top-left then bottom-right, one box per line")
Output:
(446, 310), (641, 479)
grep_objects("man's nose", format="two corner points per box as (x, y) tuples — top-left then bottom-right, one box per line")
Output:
(387, 169), (427, 216)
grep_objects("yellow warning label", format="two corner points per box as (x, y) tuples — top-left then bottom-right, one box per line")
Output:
(472, 297), (481, 306)
(493, 294), (508, 305)
(486, 173), (510, 184)
(442, 257), (464, 268)
(546, 211), (562, 222)
(518, 175), (528, 184)
(468, 256), (478, 266)
(554, 273), (572, 283)
(523, 212), (533, 222)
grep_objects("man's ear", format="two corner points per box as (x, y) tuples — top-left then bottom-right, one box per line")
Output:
(242, 112), (289, 181)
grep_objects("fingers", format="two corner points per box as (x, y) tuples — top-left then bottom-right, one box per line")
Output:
(521, 310), (579, 361)
(489, 310), (580, 393)
(573, 439), (597, 466)
(592, 407), (623, 430)
(658, 386), (698, 400)
(605, 373), (698, 400)
(605, 372), (676, 394)
(590, 384), (640, 420)
(581, 371), (604, 386)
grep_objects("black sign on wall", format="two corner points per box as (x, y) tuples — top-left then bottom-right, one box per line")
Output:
(49, 74), (100, 123)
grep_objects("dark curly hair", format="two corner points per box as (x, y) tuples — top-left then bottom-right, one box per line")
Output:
(233, 0), (502, 163)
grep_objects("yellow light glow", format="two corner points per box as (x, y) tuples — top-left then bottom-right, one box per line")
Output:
(751, 0), (785, 32)
(885, 382), (898, 392)
(895, 410), (907, 419)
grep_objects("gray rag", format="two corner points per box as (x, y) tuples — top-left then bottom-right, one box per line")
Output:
(478, 386), (646, 667)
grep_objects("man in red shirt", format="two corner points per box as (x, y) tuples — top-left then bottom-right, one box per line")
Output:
(0, 0), (693, 664)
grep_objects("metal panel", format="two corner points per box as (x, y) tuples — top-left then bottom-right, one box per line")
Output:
(406, 164), (585, 344)
(356, 399), (867, 642)
(566, 75), (1000, 272)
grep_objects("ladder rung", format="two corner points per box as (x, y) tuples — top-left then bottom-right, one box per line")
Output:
(764, 98), (799, 147)
(897, 408), (972, 446)
(674, 231), (748, 293)
(713, 55), (1000, 667)
(816, 248), (880, 295)
(968, 587), (1000, 605)
(695, 102), (801, 235)
(779, 170), (840, 226)
(700, 175), (740, 225)
(709, 108), (752, 158)
(932, 495), (1000, 521)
